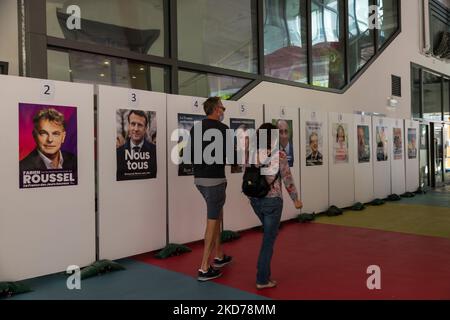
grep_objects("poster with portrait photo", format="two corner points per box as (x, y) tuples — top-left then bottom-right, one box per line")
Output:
(116, 109), (157, 181)
(376, 126), (388, 161)
(332, 123), (349, 164)
(393, 128), (403, 160)
(19, 103), (78, 189)
(305, 121), (323, 166)
(230, 118), (255, 174)
(272, 119), (294, 167)
(357, 125), (370, 163)
(178, 113), (206, 176)
(408, 128), (418, 159)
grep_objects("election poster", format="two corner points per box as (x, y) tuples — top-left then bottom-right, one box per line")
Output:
(116, 109), (157, 181)
(393, 128), (403, 160)
(305, 121), (323, 166)
(178, 113), (206, 176)
(19, 103), (78, 189)
(408, 128), (417, 159)
(332, 123), (349, 164)
(273, 119), (294, 167)
(230, 118), (255, 173)
(357, 125), (371, 163)
(376, 126), (389, 161)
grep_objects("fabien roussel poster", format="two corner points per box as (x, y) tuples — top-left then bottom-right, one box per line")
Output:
(305, 121), (323, 166)
(116, 109), (157, 181)
(19, 103), (78, 189)
(177, 113), (206, 176)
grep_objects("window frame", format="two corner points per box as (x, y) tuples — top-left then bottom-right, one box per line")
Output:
(0, 61), (8, 75)
(411, 62), (450, 122)
(23, 0), (402, 99)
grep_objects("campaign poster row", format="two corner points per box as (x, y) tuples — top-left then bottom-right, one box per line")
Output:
(17, 107), (418, 186)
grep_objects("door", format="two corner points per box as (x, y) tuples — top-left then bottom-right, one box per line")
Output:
(444, 123), (450, 184)
(419, 123), (430, 188)
(431, 122), (445, 187)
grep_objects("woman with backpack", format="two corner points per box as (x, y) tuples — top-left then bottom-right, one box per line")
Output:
(244, 123), (302, 289)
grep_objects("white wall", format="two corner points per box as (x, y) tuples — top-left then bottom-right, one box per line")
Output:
(241, 0), (450, 120)
(0, 0), (19, 75)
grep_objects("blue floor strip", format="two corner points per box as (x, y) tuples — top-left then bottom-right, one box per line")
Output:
(7, 259), (267, 300)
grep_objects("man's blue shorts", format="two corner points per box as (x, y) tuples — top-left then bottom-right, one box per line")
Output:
(196, 183), (227, 220)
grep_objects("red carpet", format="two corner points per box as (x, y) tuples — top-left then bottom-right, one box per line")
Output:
(134, 222), (450, 300)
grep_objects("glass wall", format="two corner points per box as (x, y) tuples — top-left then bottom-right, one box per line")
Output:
(444, 78), (450, 121)
(419, 124), (430, 188)
(43, 0), (401, 96)
(47, 49), (167, 92)
(377, 0), (399, 48)
(412, 65), (450, 122)
(264, 0), (308, 83)
(178, 70), (252, 99)
(423, 71), (443, 122)
(348, 0), (374, 78)
(46, 0), (165, 57)
(311, 0), (346, 89)
(411, 66), (422, 119)
(177, 0), (258, 73)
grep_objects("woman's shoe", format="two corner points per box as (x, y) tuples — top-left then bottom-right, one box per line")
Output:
(256, 280), (277, 290)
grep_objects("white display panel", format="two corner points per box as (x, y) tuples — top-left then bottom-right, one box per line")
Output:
(263, 105), (301, 221)
(372, 116), (392, 199)
(223, 101), (264, 231)
(328, 112), (355, 208)
(354, 114), (374, 203)
(390, 118), (406, 195)
(300, 109), (329, 213)
(0, 75), (95, 281)
(404, 120), (420, 193)
(167, 95), (210, 244)
(97, 85), (167, 260)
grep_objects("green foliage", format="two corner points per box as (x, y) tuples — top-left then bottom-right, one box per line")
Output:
(351, 202), (366, 211)
(401, 192), (415, 198)
(0, 281), (32, 298)
(386, 194), (401, 201)
(326, 205), (343, 216)
(369, 198), (385, 206)
(297, 213), (315, 223)
(221, 230), (241, 243)
(80, 260), (125, 280)
(155, 243), (192, 259)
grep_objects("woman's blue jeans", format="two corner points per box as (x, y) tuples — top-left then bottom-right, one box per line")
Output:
(249, 196), (283, 285)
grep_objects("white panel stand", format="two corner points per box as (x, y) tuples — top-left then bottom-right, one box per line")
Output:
(372, 116), (392, 199)
(263, 105), (301, 221)
(0, 75), (95, 281)
(354, 114), (374, 203)
(223, 101), (263, 231)
(391, 118), (406, 195)
(300, 109), (329, 213)
(328, 112), (355, 208)
(404, 120), (420, 192)
(167, 95), (209, 244)
(97, 85), (167, 260)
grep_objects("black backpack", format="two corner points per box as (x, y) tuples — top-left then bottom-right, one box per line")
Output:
(242, 165), (279, 198)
